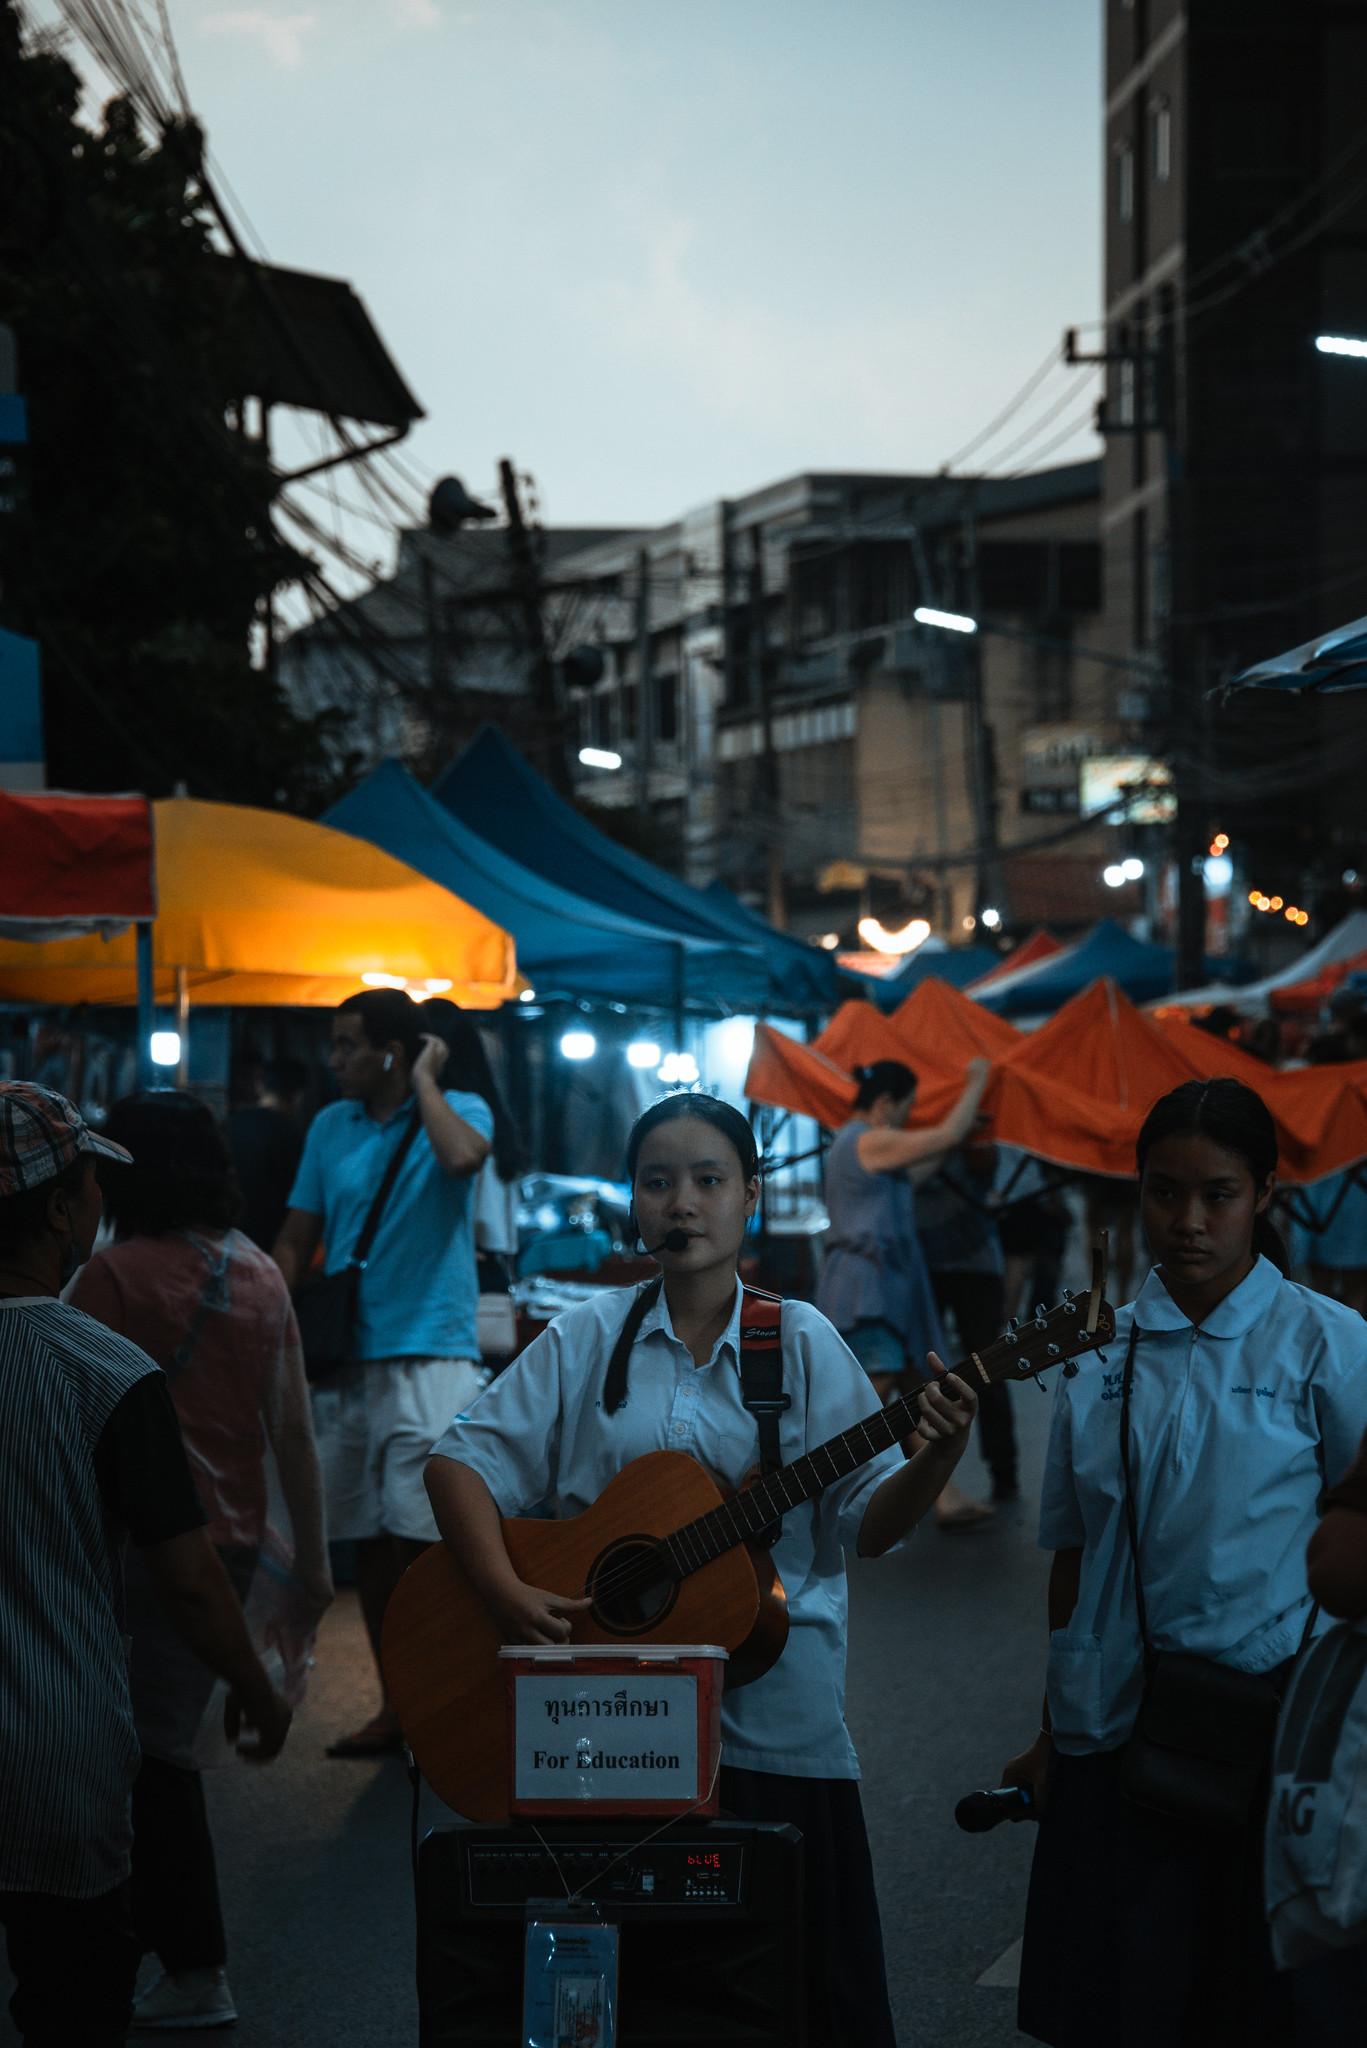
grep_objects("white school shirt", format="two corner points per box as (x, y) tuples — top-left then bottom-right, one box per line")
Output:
(429, 1280), (906, 1779)
(1039, 1255), (1367, 1755)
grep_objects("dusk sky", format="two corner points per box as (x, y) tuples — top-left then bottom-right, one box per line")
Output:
(49, 0), (1103, 545)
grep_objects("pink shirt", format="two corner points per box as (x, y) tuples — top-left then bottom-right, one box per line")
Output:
(70, 1229), (300, 1550)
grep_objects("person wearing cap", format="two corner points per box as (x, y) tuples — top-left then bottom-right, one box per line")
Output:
(0, 1084), (293, 2048)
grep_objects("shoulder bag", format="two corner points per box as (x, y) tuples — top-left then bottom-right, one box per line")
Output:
(1116, 1323), (1309, 1834)
(295, 1109), (422, 1382)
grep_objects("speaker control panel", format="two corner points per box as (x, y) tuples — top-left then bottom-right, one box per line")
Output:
(464, 1836), (749, 1908)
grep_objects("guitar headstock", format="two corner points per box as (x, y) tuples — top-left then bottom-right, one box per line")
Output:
(971, 1289), (1117, 1390)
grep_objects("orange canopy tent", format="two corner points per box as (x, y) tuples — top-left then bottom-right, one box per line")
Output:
(0, 797), (519, 1009)
(745, 975), (1367, 1184)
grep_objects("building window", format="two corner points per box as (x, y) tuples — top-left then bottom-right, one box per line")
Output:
(1116, 142), (1135, 223)
(656, 670), (679, 745)
(1151, 98), (1171, 183)
(1116, 357), (1137, 428)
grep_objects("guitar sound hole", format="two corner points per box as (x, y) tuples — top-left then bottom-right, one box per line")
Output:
(586, 1537), (679, 1635)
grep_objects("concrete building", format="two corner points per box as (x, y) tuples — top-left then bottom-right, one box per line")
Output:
(280, 518), (635, 784)
(556, 463), (1105, 940)
(283, 463), (1108, 944)
(1098, 0), (1367, 957)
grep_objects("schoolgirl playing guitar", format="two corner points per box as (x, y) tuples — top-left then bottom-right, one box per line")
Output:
(424, 1092), (979, 2048)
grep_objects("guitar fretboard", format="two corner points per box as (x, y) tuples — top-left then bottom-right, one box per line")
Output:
(661, 1387), (925, 1579)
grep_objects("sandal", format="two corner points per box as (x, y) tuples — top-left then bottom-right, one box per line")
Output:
(325, 1714), (405, 1758)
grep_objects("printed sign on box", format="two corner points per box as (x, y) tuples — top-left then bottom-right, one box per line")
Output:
(514, 1674), (700, 1803)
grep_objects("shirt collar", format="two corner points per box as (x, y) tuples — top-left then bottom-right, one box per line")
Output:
(639, 1276), (744, 1370)
(1131, 1253), (1281, 1338)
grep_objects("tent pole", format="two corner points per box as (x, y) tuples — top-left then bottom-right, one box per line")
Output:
(175, 966), (189, 1089)
(135, 923), (155, 1088)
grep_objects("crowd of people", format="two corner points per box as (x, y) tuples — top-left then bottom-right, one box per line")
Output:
(4, 984), (1367, 2046)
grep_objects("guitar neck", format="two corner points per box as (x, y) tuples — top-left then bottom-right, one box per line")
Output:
(661, 1385), (926, 1581)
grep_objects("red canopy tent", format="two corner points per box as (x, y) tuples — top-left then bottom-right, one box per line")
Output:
(966, 927), (1064, 992)
(0, 791), (155, 938)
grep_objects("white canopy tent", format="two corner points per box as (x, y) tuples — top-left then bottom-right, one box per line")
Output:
(1150, 910), (1367, 1015)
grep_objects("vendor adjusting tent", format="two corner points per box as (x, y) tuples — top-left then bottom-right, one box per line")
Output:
(324, 760), (758, 1009)
(0, 796), (518, 1007)
(745, 974), (1367, 1184)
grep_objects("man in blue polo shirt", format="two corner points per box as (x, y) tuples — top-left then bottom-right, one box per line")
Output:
(274, 988), (492, 1756)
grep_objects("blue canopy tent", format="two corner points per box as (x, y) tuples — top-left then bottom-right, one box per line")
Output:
(974, 918), (1230, 1018)
(1228, 613), (1367, 695)
(864, 941), (1000, 1011)
(432, 727), (844, 1014)
(698, 881), (855, 1010)
(324, 761), (757, 1009)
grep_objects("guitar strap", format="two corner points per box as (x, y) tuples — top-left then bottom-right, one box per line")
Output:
(737, 1285), (789, 1549)
(602, 1280), (790, 1544)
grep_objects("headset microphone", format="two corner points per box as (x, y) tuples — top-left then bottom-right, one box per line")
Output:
(642, 1228), (692, 1257)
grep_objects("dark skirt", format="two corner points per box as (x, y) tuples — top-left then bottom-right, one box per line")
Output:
(1019, 1747), (1365, 2048)
(719, 1767), (897, 2048)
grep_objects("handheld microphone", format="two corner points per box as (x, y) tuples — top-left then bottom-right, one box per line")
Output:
(954, 1786), (1033, 1833)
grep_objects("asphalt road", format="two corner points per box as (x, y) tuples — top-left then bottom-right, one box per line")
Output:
(3, 1340), (1069, 2048)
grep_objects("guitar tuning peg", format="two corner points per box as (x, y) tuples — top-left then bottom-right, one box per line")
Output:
(1034, 1303), (1048, 1321)
(1095, 1349), (1108, 1368)
(1035, 1372), (1049, 1392)
(1062, 1361), (1079, 1379)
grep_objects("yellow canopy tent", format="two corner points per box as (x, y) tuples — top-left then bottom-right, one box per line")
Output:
(0, 796), (518, 1009)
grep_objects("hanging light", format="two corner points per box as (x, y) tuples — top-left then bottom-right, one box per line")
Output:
(150, 1031), (181, 1068)
(560, 1031), (597, 1061)
(626, 1040), (661, 1069)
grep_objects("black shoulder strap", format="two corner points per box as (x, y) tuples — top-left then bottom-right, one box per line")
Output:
(739, 1286), (789, 1548)
(349, 1108), (423, 1270)
(1118, 1320), (1150, 1655)
(603, 1278), (663, 1416)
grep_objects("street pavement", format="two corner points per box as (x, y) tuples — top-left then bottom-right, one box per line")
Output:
(3, 1321), (1076, 2048)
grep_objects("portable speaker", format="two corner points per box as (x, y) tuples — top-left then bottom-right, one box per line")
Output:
(416, 1818), (805, 2046)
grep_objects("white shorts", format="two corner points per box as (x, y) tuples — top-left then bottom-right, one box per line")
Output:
(312, 1356), (486, 1542)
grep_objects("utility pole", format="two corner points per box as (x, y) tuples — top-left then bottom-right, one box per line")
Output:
(1155, 283), (1207, 990)
(634, 545), (653, 812)
(1065, 313), (1205, 983)
(748, 527), (786, 928)
(958, 500), (1008, 920)
(499, 457), (571, 795)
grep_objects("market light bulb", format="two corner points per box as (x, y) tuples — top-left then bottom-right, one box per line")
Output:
(560, 1030), (597, 1061)
(149, 1031), (181, 1068)
(626, 1040), (661, 1069)
(857, 915), (932, 955)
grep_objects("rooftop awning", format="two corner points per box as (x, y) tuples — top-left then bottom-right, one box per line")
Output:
(0, 796), (516, 1008)
(1228, 614), (1367, 696)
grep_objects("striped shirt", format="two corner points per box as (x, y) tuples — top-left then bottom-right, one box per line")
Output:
(0, 1297), (199, 1897)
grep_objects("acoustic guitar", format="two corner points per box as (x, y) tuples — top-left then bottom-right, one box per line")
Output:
(382, 1270), (1116, 1820)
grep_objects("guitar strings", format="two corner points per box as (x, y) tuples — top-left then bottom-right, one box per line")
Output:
(576, 1393), (926, 1610)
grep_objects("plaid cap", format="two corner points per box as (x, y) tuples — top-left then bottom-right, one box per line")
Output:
(0, 1082), (133, 1198)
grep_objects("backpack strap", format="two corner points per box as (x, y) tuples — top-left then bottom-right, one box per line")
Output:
(739, 1285), (789, 1549)
(603, 1278), (664, 1416)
